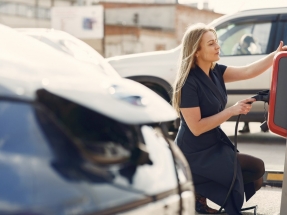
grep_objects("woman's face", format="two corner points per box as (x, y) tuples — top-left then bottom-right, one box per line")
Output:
(196, 31), (220, 63)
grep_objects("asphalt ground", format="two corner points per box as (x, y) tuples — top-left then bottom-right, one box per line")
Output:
(196, 186), (282, 215)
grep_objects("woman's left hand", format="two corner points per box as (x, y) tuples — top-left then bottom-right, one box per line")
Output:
(276, 41), (287, 54)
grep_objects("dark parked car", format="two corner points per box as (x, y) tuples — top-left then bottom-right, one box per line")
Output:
(0, 24), (195, 214)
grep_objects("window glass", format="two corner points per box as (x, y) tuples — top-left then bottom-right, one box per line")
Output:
(216, 21), (272, 56)
(283, 22), (287, 45)
(0, 101), (53, 157)
(0, 101), (88, 161)
(0, 2), (49, 19)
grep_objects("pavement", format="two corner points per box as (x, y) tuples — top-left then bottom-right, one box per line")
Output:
(195, 186), (282, 215)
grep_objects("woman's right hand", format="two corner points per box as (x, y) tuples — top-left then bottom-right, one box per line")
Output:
(275, 41), (287, 54)
(229, 98), (256, 116)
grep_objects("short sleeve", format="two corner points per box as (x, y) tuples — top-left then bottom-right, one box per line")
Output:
(216, 64), (227, 76)
(180, 77), (199, 108)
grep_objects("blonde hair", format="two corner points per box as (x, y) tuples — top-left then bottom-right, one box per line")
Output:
(172, 23), (217, 116)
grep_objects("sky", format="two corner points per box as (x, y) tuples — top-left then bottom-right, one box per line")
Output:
(178, 0), (287, 14)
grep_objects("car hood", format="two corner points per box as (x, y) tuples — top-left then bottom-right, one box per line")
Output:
(106, 48), (180, 84)
(0, 24), (177, 124)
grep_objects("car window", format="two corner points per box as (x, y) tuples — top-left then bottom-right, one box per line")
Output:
(0, 101), (54, 157)
(283, 22), (287, 45)
(216, 21), (272, 56)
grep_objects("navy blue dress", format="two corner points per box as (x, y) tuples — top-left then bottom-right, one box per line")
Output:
(175, 64), (255, 215)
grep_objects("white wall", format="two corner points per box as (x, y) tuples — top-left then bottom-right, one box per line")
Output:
(0, 14), (51, 28)
(139, 33), (176, 52)
(95, 0), (176, 3)
(105, 6), (175, 30)
(105, 34), (142, 57)
(2, 0), (72, 7)
(0, 0), (72, 28)
(105, 31), (176, 57)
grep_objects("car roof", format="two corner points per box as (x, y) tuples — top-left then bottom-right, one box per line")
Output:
(0, 24), (177, 124)
(209, 7), (287, 27)
(232, 7), (287, 18)
(239, 7), (287, 15)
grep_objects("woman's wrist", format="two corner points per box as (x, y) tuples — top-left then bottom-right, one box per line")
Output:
(224, 106), (234, 118)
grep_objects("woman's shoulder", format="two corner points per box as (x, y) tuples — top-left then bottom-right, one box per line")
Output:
(213, 63), (227, 75)
(183, 70), (198, 89)
(214, 63), (227, 69)
(186, 68), (199, 82)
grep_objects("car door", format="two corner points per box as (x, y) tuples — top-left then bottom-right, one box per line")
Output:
(213, 14), (279, 120)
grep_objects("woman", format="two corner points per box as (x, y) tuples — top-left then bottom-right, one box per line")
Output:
(173, 23), (287, 214)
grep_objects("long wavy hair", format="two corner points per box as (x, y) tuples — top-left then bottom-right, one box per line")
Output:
(172, 23), (217, 116)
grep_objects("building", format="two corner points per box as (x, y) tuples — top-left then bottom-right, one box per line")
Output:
(102, 2), (222, 57)
(0, 0), (73, 28)
(0, 0), (223, 57)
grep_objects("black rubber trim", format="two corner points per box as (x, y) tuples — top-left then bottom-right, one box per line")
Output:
(274, 22), (285, 49)
(93, 183), (192, 215)
(226, 89), (269, 95)
(280, 14), (287, 21)
(216, 14), (278, 30)
(0, 95), (33, 103)
(267, 18), (280, 54)
(231, 14), (278, 24)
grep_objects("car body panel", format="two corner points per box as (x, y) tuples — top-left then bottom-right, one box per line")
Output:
(16, 28), (121, 79)
(107, 49), (178, 86)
